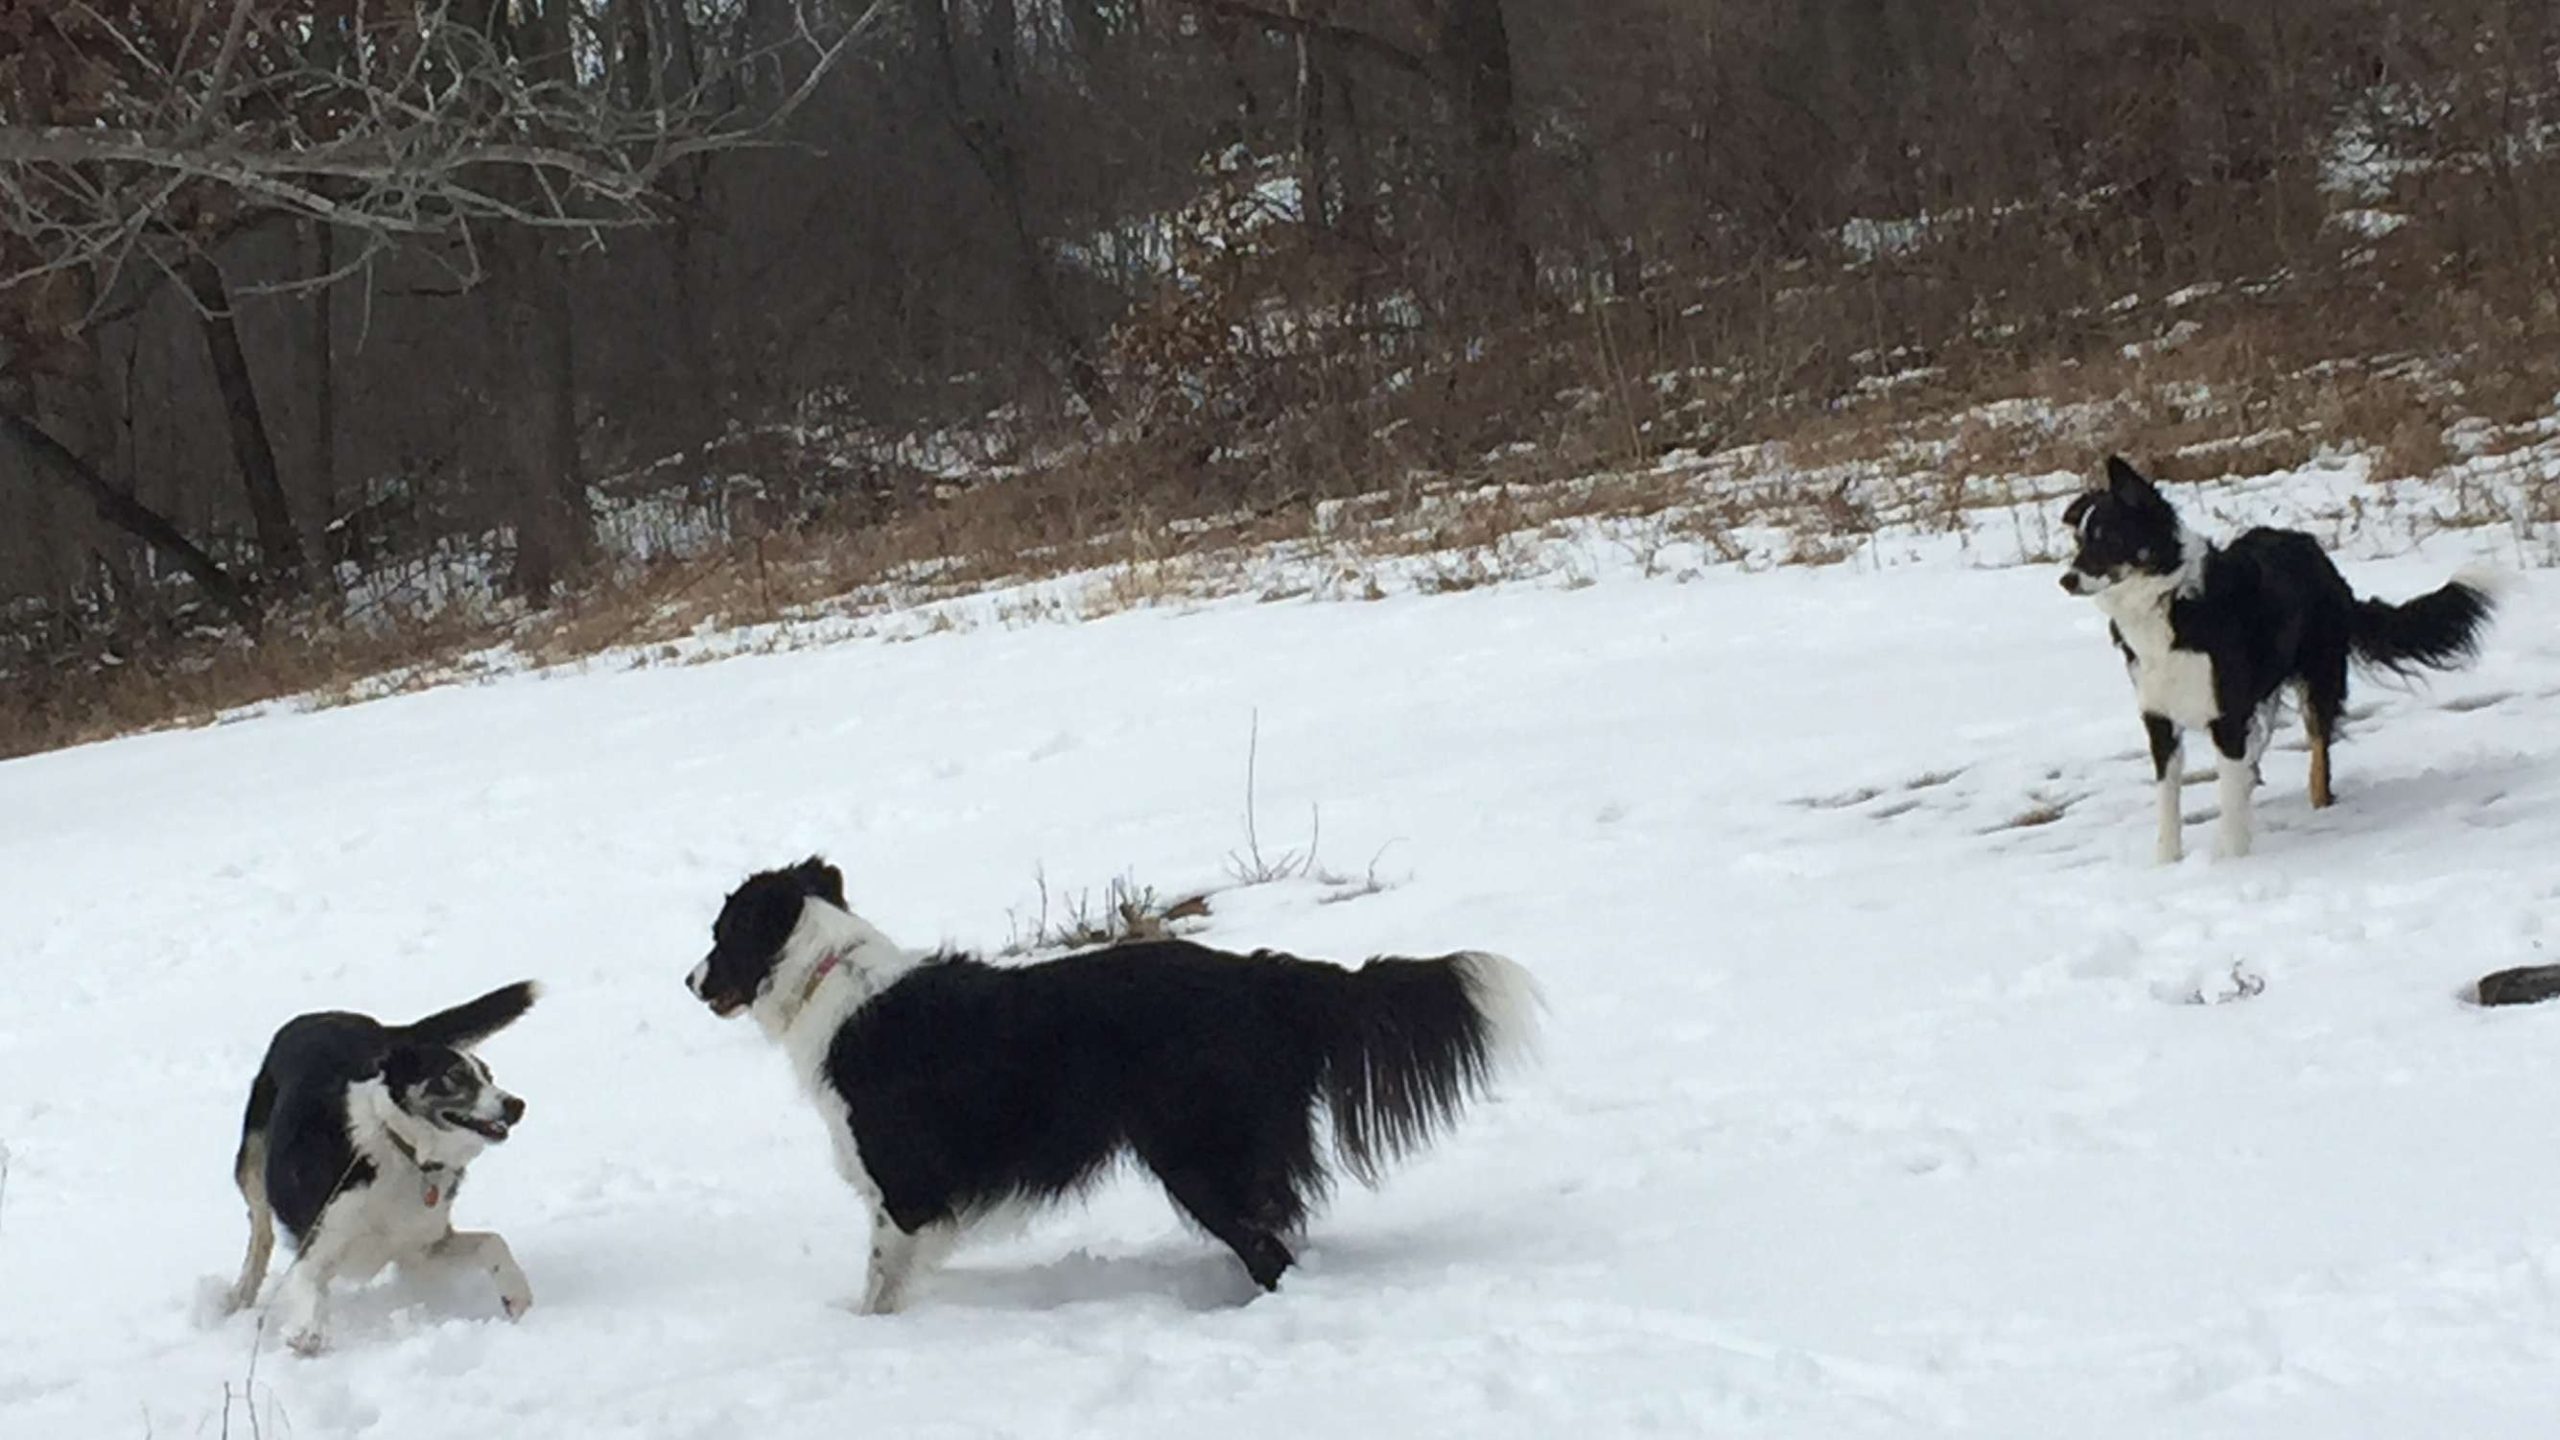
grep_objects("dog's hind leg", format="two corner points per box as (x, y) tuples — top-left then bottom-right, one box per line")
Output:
(2209, 712), (2257, 858)
(426, 1230), (534, 1320)
(2304, 703), (2335, 809)
(2143, 713), (2185, 864)
(2301, 666), (2345, 809)
(223, 1132), (275, 1314)
(1147, 1159), (1297, 1293)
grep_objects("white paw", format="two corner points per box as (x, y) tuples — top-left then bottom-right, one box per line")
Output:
(191, 1276), (252, 1326)
(285, 1326), (329, 1358)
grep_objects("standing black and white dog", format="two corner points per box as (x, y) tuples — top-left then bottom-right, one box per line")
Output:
(220, 982), (538, 1354)
(685, 858), (1540, 1313)
(2061, 455), (2497, 861)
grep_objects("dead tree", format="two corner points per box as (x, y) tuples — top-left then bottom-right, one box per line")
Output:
(0, 0), (878, 619)
(1174, 0), (1533, 302)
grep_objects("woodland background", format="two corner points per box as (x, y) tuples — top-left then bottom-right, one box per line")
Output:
(2, 0), (2555, 751)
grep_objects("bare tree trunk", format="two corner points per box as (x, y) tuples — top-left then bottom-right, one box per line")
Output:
(474, 0), (591, 603)
(909, 0), (1115, 421)
(303, 221), (339, 559)
(1437, 0), (1532, 302)
(0, 407), (262, 632)
(483, 226), (588, 604)
(1294, 0), (1333, 233)
(668, 197), (728, 457)
(1325, 37), (1374, 248)
(182, 252), (310, 595)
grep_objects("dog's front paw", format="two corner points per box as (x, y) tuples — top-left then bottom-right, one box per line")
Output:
(194, 1275), (255, 1322)
(850, 1279), (908, 1316)
(284, 1326), (329, 1358)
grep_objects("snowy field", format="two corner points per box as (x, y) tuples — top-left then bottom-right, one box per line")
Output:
(5, 489), (2560, 1438)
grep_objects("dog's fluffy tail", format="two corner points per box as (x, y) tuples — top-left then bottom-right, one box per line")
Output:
(394, 981), (540, 1050)
(1321, 951), (1541, 1187)
(234, 1068), (277, 1182)
(224, 1067), (281, 1314)
(2353, 567), (2498, 675)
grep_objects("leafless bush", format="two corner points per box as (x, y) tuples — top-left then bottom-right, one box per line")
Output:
(1002, 867), (1214, 956)
(1226, 708), (1322, 885)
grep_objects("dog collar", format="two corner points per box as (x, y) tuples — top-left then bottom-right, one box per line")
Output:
(381, 1125), (454, 1207)
(796, 950), (847, 1014)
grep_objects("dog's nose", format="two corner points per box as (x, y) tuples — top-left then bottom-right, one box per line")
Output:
(686, 957), (710, 997)
(2059, 572), (2082, 593)
(503, 1095), (526, 1124)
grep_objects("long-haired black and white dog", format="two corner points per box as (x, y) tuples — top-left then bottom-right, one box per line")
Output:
(220, 982), (537, 1353)
(2062, 455), (2497, 861)
(685, 858), (1540, 1313)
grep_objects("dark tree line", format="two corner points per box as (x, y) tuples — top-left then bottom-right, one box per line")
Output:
(3, 0), (2555, 668)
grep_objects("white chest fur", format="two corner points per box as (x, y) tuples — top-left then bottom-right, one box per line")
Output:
(785, 1002), (879, 1203)
(2097, 572), (2217, 728)
(758, 903), (919, 1207)
(329, 1170), (458, 1277)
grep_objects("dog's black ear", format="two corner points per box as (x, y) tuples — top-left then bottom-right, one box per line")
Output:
(380, 1044), (438, 1092)
(793, 855), (847, 907)
(2105, 455), (2158, 502)
(2062, 492), (2095, 528)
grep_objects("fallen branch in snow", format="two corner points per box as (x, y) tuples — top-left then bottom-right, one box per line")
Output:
(1002, 867), (1213, 956)
(981, 716), (1409, 960)
(2475, 964), (2560, 1007)
(1314, 840), (1406, 906)
(2181, 962), (2267, 1006)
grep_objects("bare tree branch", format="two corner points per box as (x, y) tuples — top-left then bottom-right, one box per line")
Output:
(1170, 0), (1436, 85)
(0, 1), (888, 304)
(0, 408), (263, 633)
(180, 0), (262, 148)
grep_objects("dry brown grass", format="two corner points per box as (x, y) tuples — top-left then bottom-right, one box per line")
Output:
(0, 610), (495, 759)
(7, 266), (2557, 762)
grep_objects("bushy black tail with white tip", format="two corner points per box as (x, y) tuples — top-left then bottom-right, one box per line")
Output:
(1321, 951), (1541, 1187)
(394, 981), (540, 1050)
(2353, 571), (2497, 675)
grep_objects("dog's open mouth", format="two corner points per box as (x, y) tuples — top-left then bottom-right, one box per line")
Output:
(706, 996), (745, 1019)
(445, 1112), (513, 1141)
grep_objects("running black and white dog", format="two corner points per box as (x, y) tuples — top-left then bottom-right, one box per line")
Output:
(220, 982), (538, 1354)
(2061, 455), (2496, 861)
(684, 858), (1540, 1313)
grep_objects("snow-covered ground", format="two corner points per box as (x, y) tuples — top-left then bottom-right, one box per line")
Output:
(5, 483), (2559, 1438)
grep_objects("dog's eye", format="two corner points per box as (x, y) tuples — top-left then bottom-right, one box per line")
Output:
(426, 1075), (459, 1097)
